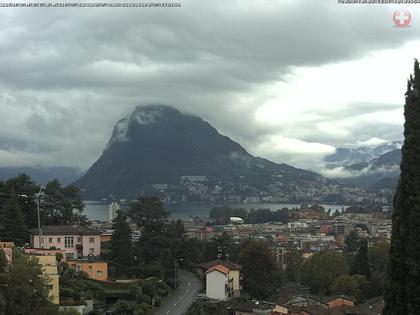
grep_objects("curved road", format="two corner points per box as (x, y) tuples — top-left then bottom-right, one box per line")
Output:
(155, 269), (202, 315)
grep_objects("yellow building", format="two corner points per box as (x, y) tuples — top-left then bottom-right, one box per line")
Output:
(0, 241), (14, 264)
(36, 255), (60, 304)
(0, 241), (15, 248)
(228, 268), (242, 297)
(67, 259), (108, 281)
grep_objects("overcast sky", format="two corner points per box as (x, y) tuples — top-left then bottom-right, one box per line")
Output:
(0, 0), (419, 174)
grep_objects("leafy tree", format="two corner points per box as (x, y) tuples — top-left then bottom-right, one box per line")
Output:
(165, 219), (185, 238)
(369, 240), (390, 275)
(0, 250), (58, 314)
(239, 241), (279, 299)
(209, 207), (289, 225)
(247, 208), (273, 224)
(385, 60), (420, 314)
(343, 230), (360, 274)
(128, 197), (169, 235)
(59, 268), (103, 302)
(298, 251), (348, 295)
(368, 240), (390, 296)
(331, 274), (369, 303)
(42, 179), (85, 225)
(0, 190), (28, 246)
(58, 309), (81, 315)
(114, 299), (152, 315)
(3, 174), (39, 229)
(134, 233), (184, 275)
(111, 210), (133, 275)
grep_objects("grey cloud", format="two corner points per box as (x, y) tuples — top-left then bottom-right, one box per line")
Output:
(0, 0), (414, 170)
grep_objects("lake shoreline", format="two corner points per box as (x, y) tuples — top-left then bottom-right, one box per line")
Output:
(83, 200), (349, 221)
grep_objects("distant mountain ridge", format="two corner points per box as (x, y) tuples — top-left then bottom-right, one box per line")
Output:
(325, 141), (402, 167)
(74, 105), (329, 199)
(324, 143), (402, 190)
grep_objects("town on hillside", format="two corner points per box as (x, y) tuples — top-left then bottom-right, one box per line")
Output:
(0, 175), (391, 314)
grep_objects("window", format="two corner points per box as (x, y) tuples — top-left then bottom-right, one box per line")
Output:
(89, 237), (95, 243)
(49, 237), (53, 243)
(64, 236), (74, 248)
(57, 237), (61, 243)
(46, 285), (53, 290)
(77, 237), (82, 243)
(77, 265), (82, 271)
(88, 265), (92, 270)
(89, 248), (95, 254)
(97, 270), (103, 276)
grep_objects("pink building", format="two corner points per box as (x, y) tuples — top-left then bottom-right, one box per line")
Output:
(29, 225), (101, 259)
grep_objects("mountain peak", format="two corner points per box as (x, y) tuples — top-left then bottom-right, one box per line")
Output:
(75, 105), (325, 199)
(108, 105), (190, 147)
(131, 104), (185, 124)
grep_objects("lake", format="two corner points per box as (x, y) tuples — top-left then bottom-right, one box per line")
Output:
(83, 200), (348, 221)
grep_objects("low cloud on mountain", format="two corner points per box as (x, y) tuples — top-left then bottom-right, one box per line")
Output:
(0, 1), (417, 172)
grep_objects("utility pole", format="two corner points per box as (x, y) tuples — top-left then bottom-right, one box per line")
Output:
(36, 187), (44, 249)
(174, 258), (183, 291)
(174, 259), (177, 290)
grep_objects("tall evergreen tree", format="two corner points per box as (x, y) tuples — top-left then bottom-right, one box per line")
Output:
(384, 60), (420, 314)
(0, 190), (28, 246)
(343, 230), (360, 275)
(3, 174), (39, 229)
(285, 246), (303, 281)
(355, 239), (371, 279)
(111, 210), (133, 275)
(128, 197), (169, 235)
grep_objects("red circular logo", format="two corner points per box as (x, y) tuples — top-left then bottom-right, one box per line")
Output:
(393, 10), (411, 28)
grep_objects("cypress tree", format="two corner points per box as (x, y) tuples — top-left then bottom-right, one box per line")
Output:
(343, 230), (360, 274)
(384, 60), (420, 314)
(110, 210), (133, 275)
(0, 190), (28, 246)
(355, 239), (371, 279)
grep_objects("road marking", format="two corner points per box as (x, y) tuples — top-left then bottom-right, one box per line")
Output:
(173, 303), (177, 307)
(188, 281), (191, 286)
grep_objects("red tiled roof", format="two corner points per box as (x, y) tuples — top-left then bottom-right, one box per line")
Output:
(199, 259), (241, 270)
(29, 225), (101, 235)
(205, 264), (230, 274)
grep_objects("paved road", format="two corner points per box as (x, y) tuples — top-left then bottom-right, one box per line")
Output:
(155, 269), (202, 315)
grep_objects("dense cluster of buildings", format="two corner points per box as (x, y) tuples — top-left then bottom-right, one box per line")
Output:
(234, 284), (384, 315)
(184, 210), (391, 261)
(184, 207), (390, 315)
(0, 202), (391, 314)
(142, 175), (394, 205)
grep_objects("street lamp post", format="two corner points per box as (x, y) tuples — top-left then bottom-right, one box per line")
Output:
(36, 187), (44, 249)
